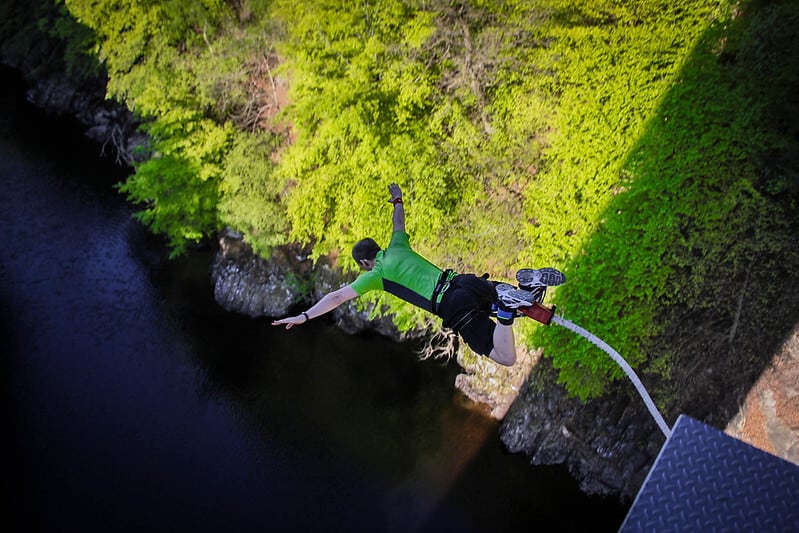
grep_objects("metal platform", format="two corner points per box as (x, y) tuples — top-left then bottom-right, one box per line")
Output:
(620, 414), (799, 532)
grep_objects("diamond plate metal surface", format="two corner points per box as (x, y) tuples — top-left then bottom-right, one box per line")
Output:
(621, 415), (799, 532)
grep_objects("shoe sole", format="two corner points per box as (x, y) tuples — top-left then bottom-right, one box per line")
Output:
(495, 283), (536, 309)
(516, 267), (566, 288)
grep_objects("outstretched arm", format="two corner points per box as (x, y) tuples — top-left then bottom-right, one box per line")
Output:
(271, 285), (359, 329)
(388, 182), (405, 233)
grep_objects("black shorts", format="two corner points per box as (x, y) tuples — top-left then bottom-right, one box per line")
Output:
(436, 274), (498, 357)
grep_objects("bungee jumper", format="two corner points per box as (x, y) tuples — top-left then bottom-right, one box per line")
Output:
(272, 183), (565, 366)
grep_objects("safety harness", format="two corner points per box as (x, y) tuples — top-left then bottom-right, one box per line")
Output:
(431, 268), (457, 314)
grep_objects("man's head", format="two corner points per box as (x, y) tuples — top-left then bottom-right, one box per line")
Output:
(352, 238), (380, 270)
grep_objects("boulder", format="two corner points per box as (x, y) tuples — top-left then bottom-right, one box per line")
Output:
(210, 229), (298, 317)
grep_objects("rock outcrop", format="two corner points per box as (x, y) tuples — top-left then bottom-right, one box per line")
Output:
(499, 358), (664, 501)
(24, 73), (147, 164)
(211, 229), (299, 318)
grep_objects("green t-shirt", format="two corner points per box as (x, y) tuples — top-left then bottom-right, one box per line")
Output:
(350, 231), (443, 310)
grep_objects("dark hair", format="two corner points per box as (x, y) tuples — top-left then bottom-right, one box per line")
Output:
(352, 238), (381, 263)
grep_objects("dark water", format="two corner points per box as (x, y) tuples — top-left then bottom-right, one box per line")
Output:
(0, 66), (627, 532)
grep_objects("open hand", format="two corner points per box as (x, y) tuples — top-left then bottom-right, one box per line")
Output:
(271, 315), (307, 329)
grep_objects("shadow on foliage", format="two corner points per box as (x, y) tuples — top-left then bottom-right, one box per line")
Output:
(552, 0), (799, 428)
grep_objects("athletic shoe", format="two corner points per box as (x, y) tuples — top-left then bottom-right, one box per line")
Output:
(495, 283), (536, 309)
(516, 267), (566, 289)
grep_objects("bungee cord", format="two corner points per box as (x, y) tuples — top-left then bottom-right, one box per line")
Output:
(550, 314), (672, 438)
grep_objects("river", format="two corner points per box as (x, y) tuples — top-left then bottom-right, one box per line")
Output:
(0, 66), (627, 532)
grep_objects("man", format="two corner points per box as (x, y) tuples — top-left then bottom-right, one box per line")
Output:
(272, 183), (565, 366)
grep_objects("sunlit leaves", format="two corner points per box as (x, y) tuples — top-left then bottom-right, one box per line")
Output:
(218, 131), (288, 256)
(119, 150), (220, 256)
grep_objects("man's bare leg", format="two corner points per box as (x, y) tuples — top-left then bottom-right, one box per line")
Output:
(489, 323), (516, 366)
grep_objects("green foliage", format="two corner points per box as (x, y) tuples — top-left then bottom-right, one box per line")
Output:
(218, 130), (288, 257)
(61, 0), (296, 255)
(118, 111), (236, 256)
(64, 0), (231, 103)
(523, 0), (799, 400)
(120, 149), (220, 254)
(274, 0), (559, 277)
(518, 0), (725, 268)
(274, 0), (466, 262)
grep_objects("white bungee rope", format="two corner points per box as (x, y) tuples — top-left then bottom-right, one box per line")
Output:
(549, 314), (673, 439)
